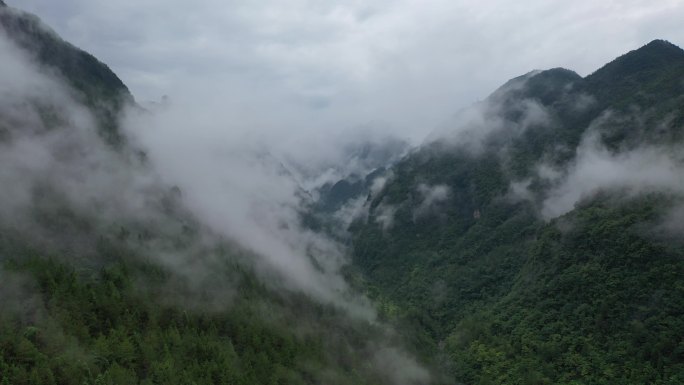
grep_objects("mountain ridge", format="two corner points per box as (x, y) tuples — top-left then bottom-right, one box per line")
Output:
(0, 3), (133, 144)
(1, 3), (683, 383)
(588, 39), (684, 81)
(341, 38), (684, 384)
(0, 6), (434, 385)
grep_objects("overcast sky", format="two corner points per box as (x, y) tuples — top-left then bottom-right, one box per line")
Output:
(13, 0), (684, 142)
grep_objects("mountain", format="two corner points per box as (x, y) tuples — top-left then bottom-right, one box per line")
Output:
(0, 3), (133, 144)
(587, 39), (684, 104)
(345, 40), (684, 384)
(0, 5), (431, 385)
(2, 3), (684, 383)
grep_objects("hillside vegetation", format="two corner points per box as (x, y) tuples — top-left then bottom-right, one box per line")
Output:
(348, 40), (684, 384)
(2, 2), (684, 383)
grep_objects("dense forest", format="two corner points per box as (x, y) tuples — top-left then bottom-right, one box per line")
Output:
(0, 4), (428, 384)
(0, 241), (416, 385)
(344, 40), (684, 384)
(2, 1), (684, 384)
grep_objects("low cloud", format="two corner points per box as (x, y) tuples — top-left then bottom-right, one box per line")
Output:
(425, 85), (552, 154)
(570, 92), (596, 112)
(0, 31), (164, 240)
(658, 203), (684, 237)
(519, 130), (684, 220)
(370, 173), (391, 197)
(18, 0), (684, 145)
(284, 128), (408, 193)
(0, 9), (434, 381)
(328, 171), (393, 233)
(371, 346), (431, 385)
(333, 195), (369, 230)
(413, 183), (450, 220)
(0, 269), (45, 324)
(374, 203), (397, 231)
(123, 98), (379, 319)
(0, 30), (379, 319)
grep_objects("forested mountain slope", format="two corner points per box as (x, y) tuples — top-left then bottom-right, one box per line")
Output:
(0, 5), (432, 385)
(3, 1), (684, 383)
(347, 40), (684, 384)
(0, 1), (132, 144)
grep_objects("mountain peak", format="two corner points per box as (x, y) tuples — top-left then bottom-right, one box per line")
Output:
(643, 38), (682, 49)
(587, 39), (684, 83)
(489, 67), (582, 107)
(0, 5), (133, 144)
(632, 39), (684, 62)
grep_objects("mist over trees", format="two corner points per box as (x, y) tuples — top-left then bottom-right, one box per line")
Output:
(1, 2), (684, 385)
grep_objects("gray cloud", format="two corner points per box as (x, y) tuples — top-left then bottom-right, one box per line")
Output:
(374, 203), (397, 232)
(122, 99), (378, 319)
(371, 346), (431, 385)
(328, 171), (393, 233)
(541, 132), (684, 219)
(510, 128), (684, 220)
(370, 173), (392, 197)
(425, 86), (552, 153)
(0, 32), (431, 377)
(283, 127), (408, 195)
(0, 8), (434, 378)
(333, 195), (370, 230)
(13, 0), (684, 143)
(413, 183), (450, 220)
(0, 32), (162, 234)
(6, 1), (684, 379)
(0, 30), (375, 319)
